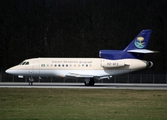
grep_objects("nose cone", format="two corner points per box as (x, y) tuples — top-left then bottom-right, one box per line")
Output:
(5, 68), (12, 74)
(5, 66), (17, 75)
(5, 66), (25, 77)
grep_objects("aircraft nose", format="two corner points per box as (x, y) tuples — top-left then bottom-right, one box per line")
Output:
(5, 68), (15, 75)
(5, 69), (12, 74)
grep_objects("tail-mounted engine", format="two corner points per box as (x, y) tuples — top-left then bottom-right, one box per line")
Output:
(101, 60), (125, 68)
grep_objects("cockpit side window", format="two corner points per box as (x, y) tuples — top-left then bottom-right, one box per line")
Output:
(25, 62), (29, 65)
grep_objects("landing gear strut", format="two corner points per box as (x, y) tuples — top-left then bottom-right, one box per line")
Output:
(29, 77), (34, 85)
(84, 78), (95, 86)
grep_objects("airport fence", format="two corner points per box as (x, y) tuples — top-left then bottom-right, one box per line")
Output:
(0, 68), (167, 83)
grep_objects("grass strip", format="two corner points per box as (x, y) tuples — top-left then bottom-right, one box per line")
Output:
(0, 88), (167, 120)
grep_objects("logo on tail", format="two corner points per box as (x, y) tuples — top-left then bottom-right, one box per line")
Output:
(134, 37), (145, 48)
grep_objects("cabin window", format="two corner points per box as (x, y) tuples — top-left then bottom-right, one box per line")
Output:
(66, 64), (68, 67)
(58, 64), (61, 67)
(41, 64), (45, 67)
(62, 64), (64, 67)
(86, 64), (88, 67)
(55, 64), (57, 67)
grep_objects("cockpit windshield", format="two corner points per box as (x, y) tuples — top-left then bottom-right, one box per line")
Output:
(19, 61), (29, 65)
(19, 61), (24, 65)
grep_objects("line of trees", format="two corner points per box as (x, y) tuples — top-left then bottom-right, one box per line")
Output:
(0, 0), (167, 72)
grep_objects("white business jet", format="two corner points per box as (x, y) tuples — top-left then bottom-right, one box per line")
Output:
(6, 30), (156, 86)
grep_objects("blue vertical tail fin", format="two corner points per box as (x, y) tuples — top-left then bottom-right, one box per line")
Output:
(124, 30), (152, 51)
(123, 29), (156, 59)
(124, 30), (156, 59)
(99, 29), (156, 60)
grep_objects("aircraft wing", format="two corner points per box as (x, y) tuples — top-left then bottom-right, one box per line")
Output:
(66, 73), (112, 80)
(66, 73), (94, 78)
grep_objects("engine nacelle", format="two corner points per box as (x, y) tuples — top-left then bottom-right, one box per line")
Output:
(101, 60), (125, 68)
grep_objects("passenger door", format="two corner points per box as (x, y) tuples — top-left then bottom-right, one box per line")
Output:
(33, 60), (40, 76)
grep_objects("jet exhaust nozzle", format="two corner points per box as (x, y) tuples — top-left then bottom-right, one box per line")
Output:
(147, 61), (153, 68)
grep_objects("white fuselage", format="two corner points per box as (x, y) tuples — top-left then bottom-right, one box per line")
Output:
(6, 58), (149, 79)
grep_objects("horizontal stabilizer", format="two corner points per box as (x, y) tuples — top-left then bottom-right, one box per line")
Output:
(127, 49), (158, 53)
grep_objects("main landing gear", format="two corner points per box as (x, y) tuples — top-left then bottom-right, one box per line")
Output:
(28, 77), (34, 85)
(84, 78), (95, 86)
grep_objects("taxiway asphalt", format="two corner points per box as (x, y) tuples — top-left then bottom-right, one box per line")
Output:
(0, 82), (167, 90)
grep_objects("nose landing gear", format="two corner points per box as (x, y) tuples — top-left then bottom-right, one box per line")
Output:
(29, 77), (34, 85)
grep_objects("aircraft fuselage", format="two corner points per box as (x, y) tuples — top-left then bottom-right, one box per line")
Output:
(6, 58), (150, 78)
